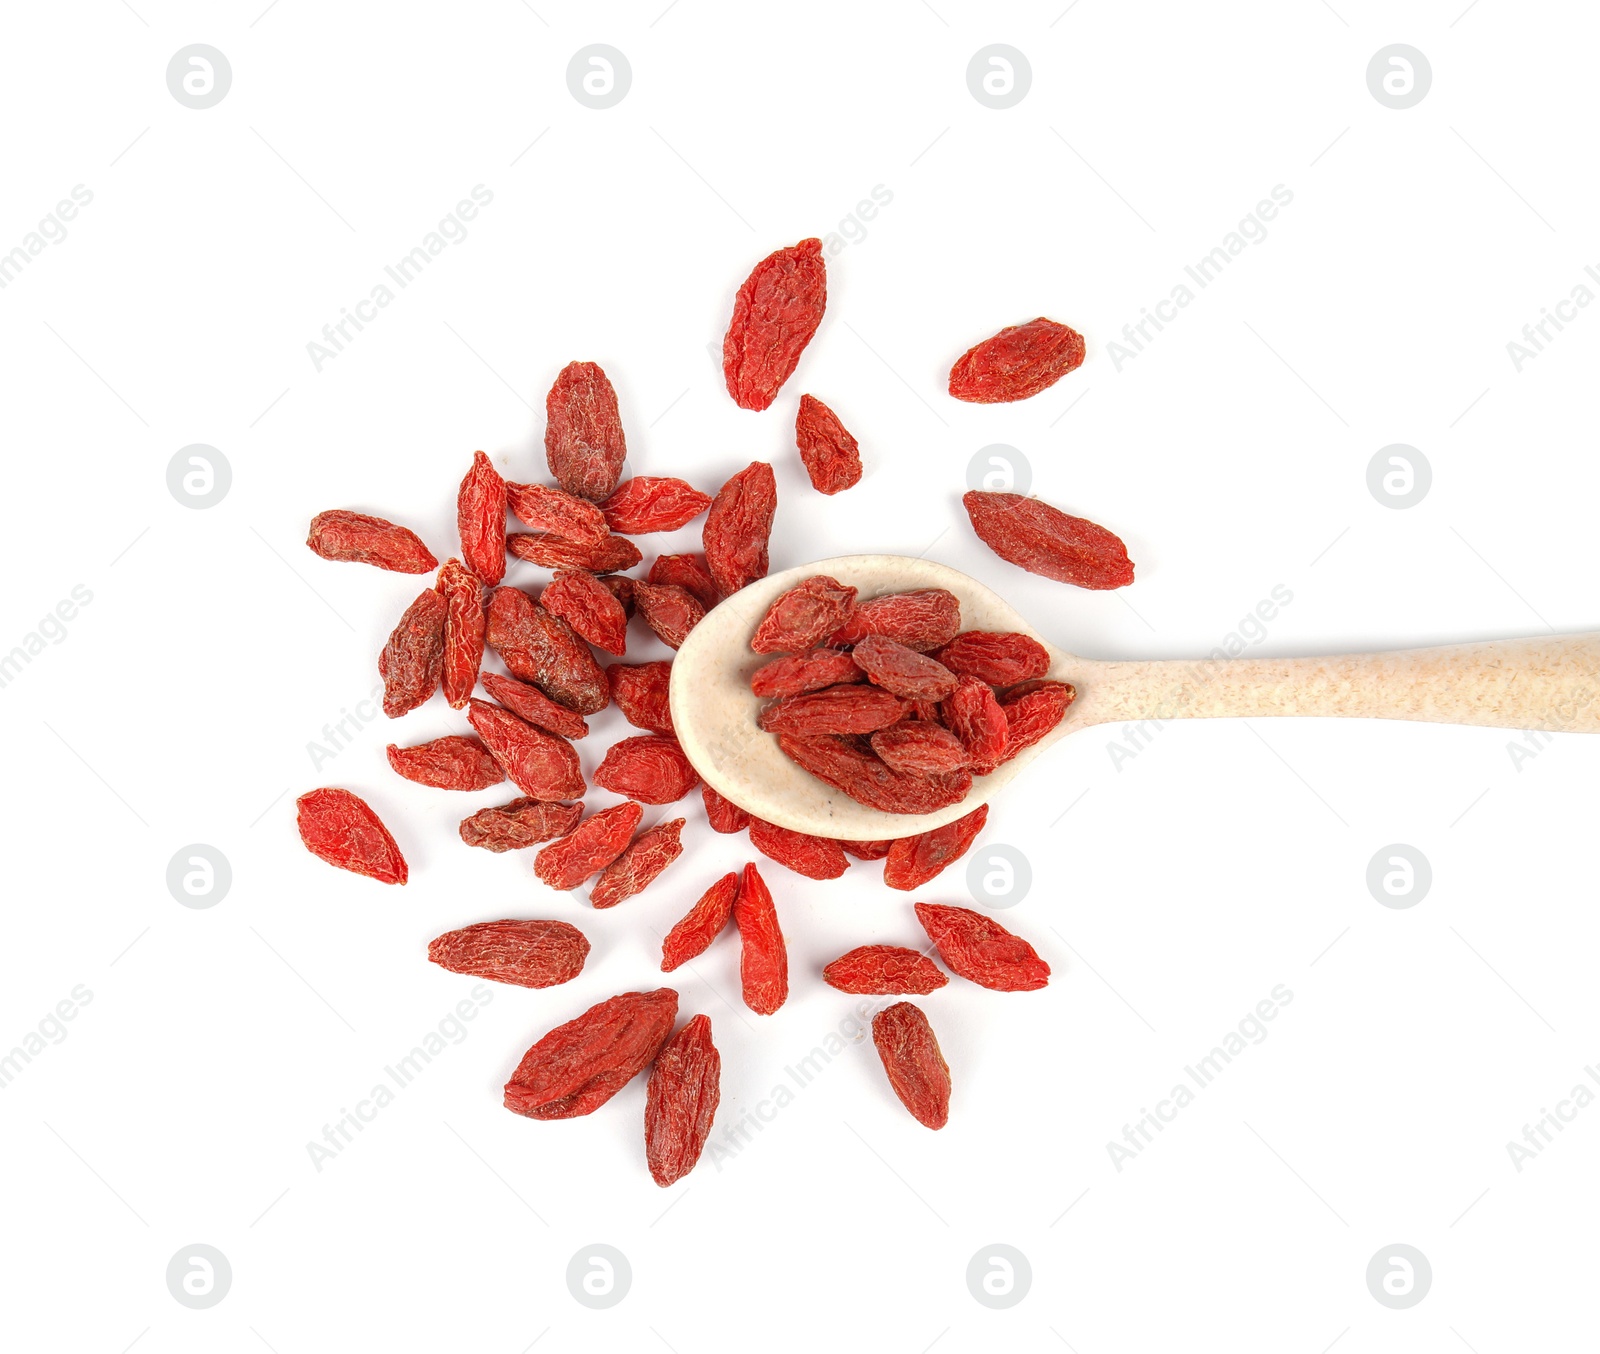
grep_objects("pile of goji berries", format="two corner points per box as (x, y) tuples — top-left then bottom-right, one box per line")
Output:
(296, 237), (1135, 1184)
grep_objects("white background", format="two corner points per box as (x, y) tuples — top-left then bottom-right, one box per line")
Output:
(2, 1), (1597, 1350)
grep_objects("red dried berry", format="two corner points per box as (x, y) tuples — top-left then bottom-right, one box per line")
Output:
(749, 648), (865, 699)
(459, 798), (583, 852)
(829, 588), (962, 651)
(851, 633), (959, 701)
(914, 902), (1050, 992)
(506, 530), (642, 574)
(758, 685), (906, 736)
(607, 662), (674, 733)
(379, 588), (446, 718)
(823, 946), (949, 996)
(645, 1014), (721, 1186)
(539, 568), (629, 657)
(544, 360), (628, 501)
(872, 1002), (950, 1129)
(296, 788), (407, 884)
(428, 919), (589, 988)
(748, 817), (849, 880)
(794, 394), (862, 494)
(595, 734), (700, 804)
(883, 805), (989, 891)
(601, 574), (636, 617)
(948, 317), (1085, 404)
(504, 987), (678, 1120)
(733, 863), (787, 1014)
(649, 554), (721, 609)
(600, 477), (712, 533)
(723, 238), (826, 411)
(870, 720), (968, 776)
(466, 699), (585, 801)
(841, 839), (893, 861)
(661, 872), (739, 972)
(703, 461), (777, 597)
(437, 559), (486, 710)
(963, 491), (1134, 589)
(485, 587), (610, 714)
(308, 509), (437, 574)
(701, 784), (751, 834)
(457, 453), (508, 585)
(386, 736), (505, 791)
(633, 580), (706, 650)
(934, 631), (1051, 686)
(479, 672), (590, 741)
(942, 676), (1010, 774)
(750, 575), (857, 654)
(591, 818), (686, 909)
(535, 801), (644, 891)
(998, 682), (1076, 763)
(777, 735), (973, 815)
(505, 481), (609, 544)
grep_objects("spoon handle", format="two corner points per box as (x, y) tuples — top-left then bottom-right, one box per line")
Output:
(1077, 632), (1600, 733)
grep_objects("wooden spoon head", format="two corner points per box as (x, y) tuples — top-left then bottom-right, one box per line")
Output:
(668, 554), (1087, 840)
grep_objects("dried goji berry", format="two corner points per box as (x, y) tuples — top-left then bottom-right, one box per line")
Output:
(485, 587), (610, 714)
(633, 580), (706, 650)
(503, 987), (678, 1120)
(997, 681), (1075, 764)
(829, 588), (962, 651)
(505, 480), (609, 544)
(459, 798), (582, 852)
(607, 661), (674, 733)
(535, 801), (644, 891)
(823, 946), (949, 995)
(595, 734), (700, 804)
(914, 902), (1050, 991)
(872, 1002), (950, 1129)
(379, 588), (446, 718)
(851, 633), (959, 701)
(648, 553), (721, 609)
(703, 461), (777, 597)
(457, 452), (508, 585)
(794, 394), (862, 494)
(750, 574), (857, 654)
(544, 360), (628, 501)
(963, 491), (1134, 589)
(296, 788), (407, 884)
(600, 477), (712, 534)
(308, 509), (437, 574)
(758, 685), (906, 736)
(777, 735), (973, 815)
(386, 736), (505, 791)
(701, 784), (750, 834)
(506, 530), (642, 574)
(947, 317), (1085, 404)
(934, 631), (1051, 687)
(661, 872), (738, 972)
(733, 863), (787, 1014)
(942, 675), (1010, 774)
(591, 818), (686, 909)
(883, 805), (988, 891)
(748, 817), (849, 880)
(645, 1014), (720, 1186)
(723, 238), (826, 411)
(841, 839), (893, 861)
(479, 672), (590, 741)
(437, 558), (485, 709)
(467, 699), (586, 801)
(870, 720), (968, 776)
(749, 648), (865, 699)
(601, 574), (636, 616)
(428, 919), (589, 988)
(539, 568), (628, 656)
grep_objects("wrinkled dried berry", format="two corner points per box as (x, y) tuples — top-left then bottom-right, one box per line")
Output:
(595, 735), (700, 804)
(749, 648), (865, 699)
(601, 574), (636, 616)
(935, 631), (1051, 686)
(701, 784), (751, 834)
(459, 798), (583, 852)
(503, 987), (678, 1120)
(851, 633), (959, 701)
(386, 736), (505, 791)
(661, 872), (739, 972)
(505, 481), (609, 544)
(379, 588), (446, 718)
(830, 588), (961, 651)
(841, 839), (893, 861)
(535, 801), (644, 891)
(467, 699), (585, 801)
(485, 587), (610, 714)
(308, 510), (437, 574)
(437, 558), (486, 709)
(506, 530), (642, 574)
(884, 805), (988, 891)
(633, 580), (706, 650)
(592, 818), (686, 909)
(607, 662), (674, 733)
(795, 394), (862, 494)
(428, 919), (589, 988)
(649, 554), (721, 609)
(723, 238), (826, 411)
(545, 360), (628, 501)
(758, 685), (906, 736)
(296, 788), (407, 884)
(824, 946), (949, 995)
(540, 568), (628, 656)
(479, 672), (590, 741)
(457, 453), (508, 584)
(948, 317), (1085, 404)
(750, 575), (857, 654)
(999, 681), (1076, 763)
(963, 491), (1134, 589)
(870, 720), (968, 775)
(777, 735), (973, 815)
(703, 461), (777, 597)
(645, 1014), (720, 1187)
(733, 863), (787, 1014)
(943, 675), (1010, 774)
(748, 818), (849, 880)
(600, 477), (712, 534)
(914, 902), (1050, 991)
(872, 1002), (950, 1129)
